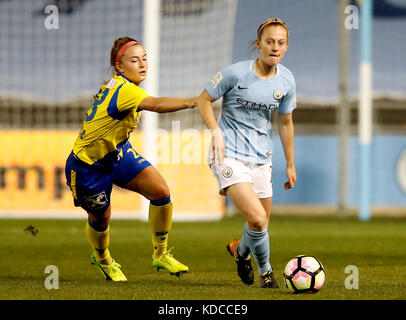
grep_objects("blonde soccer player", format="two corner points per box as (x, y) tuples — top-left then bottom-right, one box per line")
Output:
(197, 19), (297, 288)
(65, 37), (196, 281)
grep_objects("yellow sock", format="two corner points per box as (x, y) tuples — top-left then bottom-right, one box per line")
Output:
(149, 199), (173, 259)
(86, 221), (113, 265)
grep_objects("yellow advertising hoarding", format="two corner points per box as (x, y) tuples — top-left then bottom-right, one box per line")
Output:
(0, 130), (224, 220)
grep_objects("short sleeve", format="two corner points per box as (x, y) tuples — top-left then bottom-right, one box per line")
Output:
(278, 76), (297, 115)
(117, 83), (150, 112)
(205, 64), (238, 100)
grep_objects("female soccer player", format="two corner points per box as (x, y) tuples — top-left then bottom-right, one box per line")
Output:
(65, 37), (196, 281)
(197, 18), (297, 288)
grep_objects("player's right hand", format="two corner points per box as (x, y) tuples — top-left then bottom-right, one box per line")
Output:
(210, 128), (225, 165)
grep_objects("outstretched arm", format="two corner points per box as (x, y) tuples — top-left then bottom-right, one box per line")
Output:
(278, 112), (297, 190)
(138, 96), (197, 113)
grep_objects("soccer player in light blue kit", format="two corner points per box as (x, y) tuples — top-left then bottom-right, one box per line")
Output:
(197, 18), (297, 288)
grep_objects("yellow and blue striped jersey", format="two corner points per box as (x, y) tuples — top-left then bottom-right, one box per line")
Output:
(72, 73), (149, 169)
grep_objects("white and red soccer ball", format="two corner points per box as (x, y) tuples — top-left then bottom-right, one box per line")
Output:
(283, 255), (326, 294)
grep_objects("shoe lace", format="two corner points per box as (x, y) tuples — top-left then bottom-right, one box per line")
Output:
(159, 247), (177, 263)
(166, 247), (175, 257)
(105, 260), (122, 276)
(262, 271), (272, 284)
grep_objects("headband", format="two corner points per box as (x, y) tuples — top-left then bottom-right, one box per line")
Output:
(257, 18), (289, 38)
(115, 40), (139, 65)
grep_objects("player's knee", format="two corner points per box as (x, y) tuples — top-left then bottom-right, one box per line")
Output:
(249, 211), (268, 231)
(89, 216), (110, 231)
(88, 209), (111, 231)
(151, 184), (170, 201)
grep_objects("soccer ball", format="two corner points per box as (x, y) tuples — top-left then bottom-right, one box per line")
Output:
(283, 255), (326, 294)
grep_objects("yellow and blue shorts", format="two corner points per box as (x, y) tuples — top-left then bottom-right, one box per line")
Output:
(65, 141), (151, 215)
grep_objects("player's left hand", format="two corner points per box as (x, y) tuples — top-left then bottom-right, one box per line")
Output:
(284, 165), (296, 190)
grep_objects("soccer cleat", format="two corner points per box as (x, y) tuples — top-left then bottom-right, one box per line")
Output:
(152, 247), (189, 277)
(91, 253), (127, 281)
(260, 270), (279, 288)
(226, 239), (254, 285)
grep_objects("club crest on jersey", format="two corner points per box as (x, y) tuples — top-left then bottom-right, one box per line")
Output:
(222, 167), (233, 178)
(273, 89), (283, 100)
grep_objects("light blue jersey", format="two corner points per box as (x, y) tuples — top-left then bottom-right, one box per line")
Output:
(205, 60), (296, 164)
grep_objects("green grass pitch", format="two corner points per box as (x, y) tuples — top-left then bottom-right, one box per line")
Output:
(0, 215), (405, 300)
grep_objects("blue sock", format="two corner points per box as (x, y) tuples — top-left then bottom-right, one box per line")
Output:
(239, 223), (272, 275)
(237, 222), (251, 259)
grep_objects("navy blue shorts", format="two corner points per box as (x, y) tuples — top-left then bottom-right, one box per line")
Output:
(65, 141), (151, 215)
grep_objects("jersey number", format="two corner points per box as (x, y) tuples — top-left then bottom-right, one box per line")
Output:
(85, 88), (109, 122)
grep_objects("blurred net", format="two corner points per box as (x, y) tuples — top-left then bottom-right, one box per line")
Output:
(0, 0), (238, 219)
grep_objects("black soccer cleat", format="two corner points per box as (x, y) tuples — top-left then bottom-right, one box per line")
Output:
(226, 240), (254, 285)
(260, 270), (279, 288)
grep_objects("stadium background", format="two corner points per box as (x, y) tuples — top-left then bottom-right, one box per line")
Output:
(0, 0), (405, 220)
